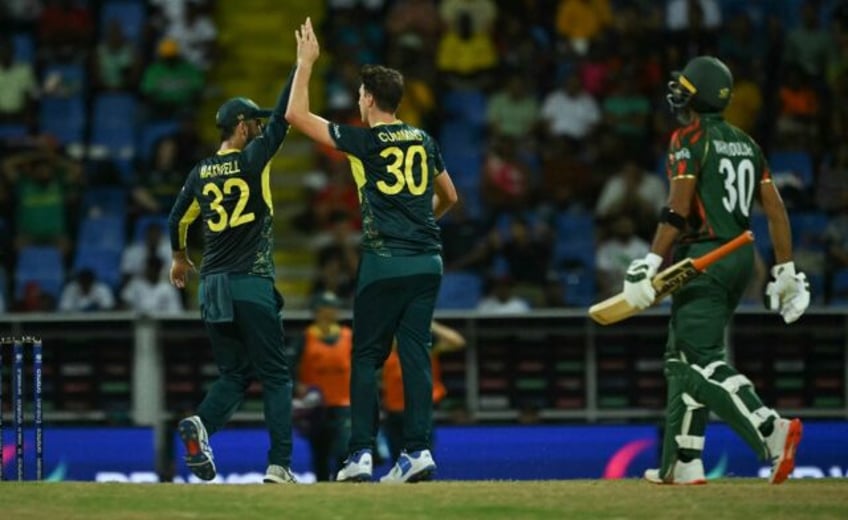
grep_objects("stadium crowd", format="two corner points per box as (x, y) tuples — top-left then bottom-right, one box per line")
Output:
(1, 0), (847, 313)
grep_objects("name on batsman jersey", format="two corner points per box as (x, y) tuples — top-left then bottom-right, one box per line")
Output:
(329, 120), (444, 256)
(168, 119), (290, 278)
(665, 113), (770, 242)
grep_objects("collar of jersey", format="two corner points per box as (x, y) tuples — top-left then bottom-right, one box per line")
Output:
(217, 149), (240, 156)
(371, 120), (402, 127)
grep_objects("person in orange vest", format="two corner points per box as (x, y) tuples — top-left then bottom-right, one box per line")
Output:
(290, 291), (353, 481)
(381, 321), (466, 464)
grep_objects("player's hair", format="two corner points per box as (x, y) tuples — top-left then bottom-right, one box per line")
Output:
(360, 64), (404, 113)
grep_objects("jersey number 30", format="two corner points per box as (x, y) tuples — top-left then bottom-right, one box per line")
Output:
(377, 145), (428, 196)
(203, 178), (255, 232)
(719, 157), (755, 217)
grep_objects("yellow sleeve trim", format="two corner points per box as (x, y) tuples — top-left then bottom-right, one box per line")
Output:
(347, 154), (367, 202)
(671, 174), (697, 180)
(178, 199), (201, 249)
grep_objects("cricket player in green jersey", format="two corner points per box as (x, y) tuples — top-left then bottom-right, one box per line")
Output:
(168, 65), (298, 484)
(285, 18), (458, 483)
(622, 56), (810, 485)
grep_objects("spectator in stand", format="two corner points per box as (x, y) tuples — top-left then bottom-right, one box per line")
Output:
(477, 275), (531, 314)
(595, 157), (665, 240)
(3, 141), (81, 257)
(540, 73), (601, 153)
(0, 36), (37, 125)
(481, 137), (531, 216)
(486, 73), (540, 145)
(92, 19), (142, 91)
(165, 0), (217, 71)
(783, 0), (832, 79)
(140, 37), (204, 118)
(816, 144), (848, 213)
(723, 59), (763, 137)
(58, 268), (115, 312)
(121, 256), (183, 314)
(595, 214), (649, 299)
(311, 212), (360, 304)
(554, 0), (612, 55)
(37, 0), (93, 60)
(825, 193), (848, 302)
(601, 71), (652, 156)
(386, 0), (441, 61)
(120, 221), (171, 287)
(665, 0), (721, 32)
(665, 0), (720, 64)
(13, 281), (57, 313)
(717, 11), (765, 73)
(775, 64), (821, 150)
(132, 136), (187, 215)
(436, 0), (498, 87)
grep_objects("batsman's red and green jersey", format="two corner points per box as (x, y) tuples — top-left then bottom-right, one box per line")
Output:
(666, 113), (771, 243)
(168, 115), (291, 279)
(327, 121), (445, 256)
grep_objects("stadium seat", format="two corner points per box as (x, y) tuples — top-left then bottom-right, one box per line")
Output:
(81, 186), (128, 217)
(831, 269), (848, 304)
(0, 124), (28, 140)
(790, 212), (828, 252)
(42, 62), (86, 96)
(12, 33), (35, 64)
(73, 248), (123, 290)
(15, 246), (65, 299)
(138, 120), (180, 162)
(436, 272), (483, 310)
(442, 150), (483, 186)
(100, 0), (147, 44)
(440, 120), (484, 157)
(443, 89), (487, 128)
(133, 214), (170, 242)
(90, 93), (138, 175)
(769, 151), (814, 189)
(39, 96), (86, 146)
(553, 212), (595, 270)
(560, 267), (595, 307)
(77, 215), (126, 253)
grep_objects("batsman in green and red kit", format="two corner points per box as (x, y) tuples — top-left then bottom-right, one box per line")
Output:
(167, 65), (299, 484)
(621, 56), (810, 485)
(286, 17), (458, 483)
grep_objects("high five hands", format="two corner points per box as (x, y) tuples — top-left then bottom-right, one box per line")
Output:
(295, 17), (320, 67)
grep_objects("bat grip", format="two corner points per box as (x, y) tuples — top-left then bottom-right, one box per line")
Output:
(691, 230), (755, 271)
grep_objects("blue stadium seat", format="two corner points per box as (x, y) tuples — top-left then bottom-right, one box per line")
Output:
(12, 33), (35, 64)
(769, 151), (814, 189)
(90, 93), (138, 174)
(560, 267), (595, 307)
(133, 214), (169, 242)
(442, 150), (483, 186)
(437, 272), (483, 310)
(39, 96), (86, 145)
(73, 248), (122, 290)
(0, 124), (28, 140)
(831, 269), (848, 305)
(15, 246), (65, 299)
(440, 120), (484, 157)
(790, 212), (828, 252)
(443, 89), (487, 128)
(100, 0), (147, 44)
(553, 212), (595, 270)
(42, 62), (86, 96)
(138, 120), (180, 162)
(77, 215), (126, 253)
(81, 186), (128, 217)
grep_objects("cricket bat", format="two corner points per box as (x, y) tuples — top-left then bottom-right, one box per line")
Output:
(588, 231), (755, 325)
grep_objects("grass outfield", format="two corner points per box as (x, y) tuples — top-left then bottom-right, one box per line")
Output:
(1, 480), (846, 519)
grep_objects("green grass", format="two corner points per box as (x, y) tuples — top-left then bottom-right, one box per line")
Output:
(1, 480), (846, 519)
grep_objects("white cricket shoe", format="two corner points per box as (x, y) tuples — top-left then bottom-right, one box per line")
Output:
(644, 459), (706, 485)
(765, 418), (803, 484)
(336, 449), (373, 482)
(379, 449), (437, 483)
(263, 464), (297, 484)
(178, 415), (216, 481)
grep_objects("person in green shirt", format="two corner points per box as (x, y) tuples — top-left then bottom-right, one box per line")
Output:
(622, 56), (808, 486)
(285, 17), (458, 483)
(140, 38), (203, 117)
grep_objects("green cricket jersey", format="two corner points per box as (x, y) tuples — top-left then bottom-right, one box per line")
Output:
(665, 113), (771, 242)
(168, 74), (294, 278)
(329, 120), (444, 256)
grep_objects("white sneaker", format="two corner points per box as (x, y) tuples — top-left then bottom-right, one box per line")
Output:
(263, 464), (297, 484)
(178, 415), (216, 481)
(644, 459), (706, 485)
(336, 450), (372, 482)
(765, 418), (803, 484)
(379, 449), (437, 483)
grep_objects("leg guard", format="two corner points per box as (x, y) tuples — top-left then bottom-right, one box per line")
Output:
(660, 360), (708, 480)
(687, 360), (776, 460)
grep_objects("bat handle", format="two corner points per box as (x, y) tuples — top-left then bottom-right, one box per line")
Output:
(691, 230), (755, 271)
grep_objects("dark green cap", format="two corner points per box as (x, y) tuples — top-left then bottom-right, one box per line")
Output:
(672, 56), (733, 113)
(215, 97), (272, 129)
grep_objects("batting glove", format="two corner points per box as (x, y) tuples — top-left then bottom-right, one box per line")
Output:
(623, 253), (663, 310)
(765, 261), (810, 324)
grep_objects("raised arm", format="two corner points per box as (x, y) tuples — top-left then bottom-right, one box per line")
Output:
(241, 65), (298, 171)
(285, 17), (335, 148)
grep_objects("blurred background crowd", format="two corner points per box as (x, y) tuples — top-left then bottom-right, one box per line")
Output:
(0, 0), (847, 314)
